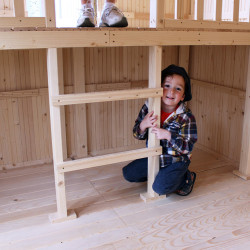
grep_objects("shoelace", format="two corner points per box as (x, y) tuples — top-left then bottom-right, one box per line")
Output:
(81, 7), (94, 17)
(104, 6), (123, 17)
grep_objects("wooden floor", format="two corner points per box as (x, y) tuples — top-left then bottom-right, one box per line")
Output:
(0, 148), (249, 250)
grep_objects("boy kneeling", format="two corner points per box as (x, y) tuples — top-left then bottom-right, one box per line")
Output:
(123, 64), (198, 196)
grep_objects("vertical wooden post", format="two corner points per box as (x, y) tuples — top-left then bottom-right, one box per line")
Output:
(197, 0), (204, 20)
(57, 49), (67, 161)
(13, 0), (25, 17)
(233, 48), (250, 180)
(176, 0), (184, 19)
(72, 48), (88, 158)
(47, 48), (76, 222)
(233, 0), (240, 22)
(190, 0), (196, 20)
(140, 46), (162, 201)
(150, 0), (165, 28)
(45, 0), (56, 27)
(216, 0), (223, 21)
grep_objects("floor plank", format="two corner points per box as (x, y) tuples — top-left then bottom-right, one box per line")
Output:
(0, 149), (249, 249)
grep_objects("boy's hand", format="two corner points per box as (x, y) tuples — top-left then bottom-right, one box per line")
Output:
(139, 111), (158, 133)
(151, 125), (171, 140)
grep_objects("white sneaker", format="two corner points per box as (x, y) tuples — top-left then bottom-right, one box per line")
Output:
(99, 6), (128, 27)
(77, 6), (95, 27)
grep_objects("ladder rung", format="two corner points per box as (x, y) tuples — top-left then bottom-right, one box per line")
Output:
(57, 147), (162, 173)
(52, 88), (163, 106)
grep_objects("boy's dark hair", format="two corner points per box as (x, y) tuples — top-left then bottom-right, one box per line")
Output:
(161, 64), (192, 102)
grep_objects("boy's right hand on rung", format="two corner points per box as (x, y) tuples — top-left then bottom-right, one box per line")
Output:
(139, 111), (158, 133)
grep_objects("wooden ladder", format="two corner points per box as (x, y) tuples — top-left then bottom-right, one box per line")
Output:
(47, 0), (165, 222)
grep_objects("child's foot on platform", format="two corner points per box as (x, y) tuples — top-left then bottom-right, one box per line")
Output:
(77, 6), (95, 27)
(175, 172), (196, 196)
(99, 6), (128, 27)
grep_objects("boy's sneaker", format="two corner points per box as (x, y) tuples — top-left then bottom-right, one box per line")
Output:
(77, 6), (95, 27)
(175, 172), (196, 196)
(99, 6), (128, 27)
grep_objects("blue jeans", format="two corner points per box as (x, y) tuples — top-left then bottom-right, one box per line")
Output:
(122, 157), (191, 195)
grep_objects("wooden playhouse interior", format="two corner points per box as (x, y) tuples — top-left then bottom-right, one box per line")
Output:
(0, 0), (250, 248)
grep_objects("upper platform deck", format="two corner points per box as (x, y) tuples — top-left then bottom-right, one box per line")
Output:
(1, 0), (250, 50)
(1, 20), (250, 50)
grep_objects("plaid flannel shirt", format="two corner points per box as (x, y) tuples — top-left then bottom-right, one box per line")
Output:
(133, 102), (198, 167)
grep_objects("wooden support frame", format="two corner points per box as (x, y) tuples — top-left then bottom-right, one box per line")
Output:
(58, 147), (162, 173)
(140, 45), (162, 202)
(46, 45), (163, 221)
(216, 0), (223, 21)
(164, 19), (250, 30)
(2, 0), (46, 28)
(13, 0), (25, 17)
(2, 0), (250, 225)
(72, 48), (88, 158)
(197, 0), (204, 20)
(176, 0), (184, 19)
(233, 0), (240, 22)
(110, 30), (250, 47)
(0, 17), (46, 28)
(52, 88), (163, 106)
(57, 49), (67, 161)
(45, 0), (56, 27)
(150, 0), (165, 28)
(233, 47), (250, 180)
(47, 48), (76, 223)
(2, 28), (250, 50)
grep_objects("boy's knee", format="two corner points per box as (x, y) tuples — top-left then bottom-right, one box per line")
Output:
(122, 165), (134, 182)
(152, 180), (179, 195)
(122, 158), (148, 183)
(152, 181), (167, 195)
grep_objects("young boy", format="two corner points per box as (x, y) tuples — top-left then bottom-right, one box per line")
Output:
(123, 64), (197, 196)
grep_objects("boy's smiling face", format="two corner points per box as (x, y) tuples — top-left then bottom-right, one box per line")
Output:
(161, 74), (185, 112)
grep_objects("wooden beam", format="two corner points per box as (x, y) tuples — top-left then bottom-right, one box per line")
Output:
(150, 0), (165, 28)
(47, 48), (76, 222)
(190, 0), (196, 20)
(216, 0), (223, 21)
(197, 0), (204, 20)
(0, 17), (46, 28)
(45, 0), (56, 27)
(2, 29), (250, 50)
(57, 147), (162, 173)
(141, 45), (162, 200)
(72, 48), (88, 158)
(110, 30), (250, 46)
(52, 88), (163, 106)
(0, 30), (109, 50)
(233, 47), (250, 180)
(0, 80), (148, 98)
(233, 0), (240, 22)
(57, 48), (67, 161)
(164, 19), (250, 30)
(176, 0), (184, 19)
(13, 0), (25, 17)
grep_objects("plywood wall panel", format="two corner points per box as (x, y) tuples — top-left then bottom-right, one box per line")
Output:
(188, 45), (247, 162)
(0, 44), (247, 168)
(162, 46), (179, 69)
(189, 46), (247, 91)
(0, 0), (13, 12)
